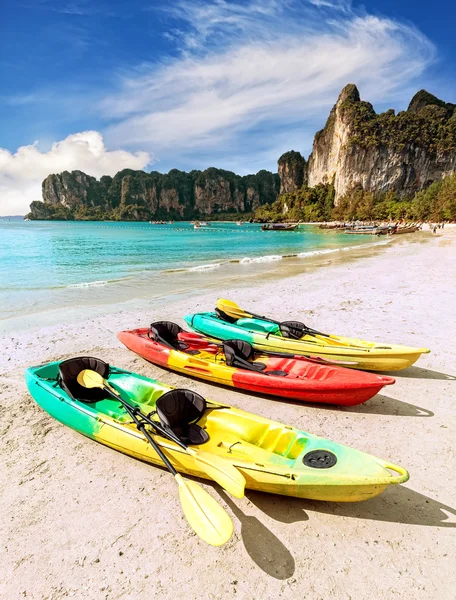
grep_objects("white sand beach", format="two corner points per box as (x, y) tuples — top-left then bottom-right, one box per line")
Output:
(1, 228), (455, 599)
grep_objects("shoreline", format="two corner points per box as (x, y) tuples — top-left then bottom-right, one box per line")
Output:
(0, 221), (384, 328)
(0, 225), (435, 334)
(0, 228), (448, 366)
(1, 227), (455, 598)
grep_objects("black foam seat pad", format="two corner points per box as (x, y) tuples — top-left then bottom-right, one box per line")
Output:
(223, 339), (266, 372)
(59, 356), (110, 402)
(149, 321), (188, 350)
(279, 321), (306, 339)
(156, 389), (209, 445)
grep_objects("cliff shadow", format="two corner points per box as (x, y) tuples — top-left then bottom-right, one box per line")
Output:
(246, 486), (456, 528)
(218, 490), (296, 580)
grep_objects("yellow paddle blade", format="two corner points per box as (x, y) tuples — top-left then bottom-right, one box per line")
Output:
(216, 298), (251, 320)
(77, 369), (119, 396)
(77, 369), (104, 389)
(175, 474), (233, 546)
(188, 449), (246, 499)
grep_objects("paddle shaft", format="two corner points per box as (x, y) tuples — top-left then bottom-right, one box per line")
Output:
(204, 339), (332, 364)
(246, 310), (329, 338)
(103, 385), (178, 475)
(184, 337), (350, 368)
(130, 403), (188, 451)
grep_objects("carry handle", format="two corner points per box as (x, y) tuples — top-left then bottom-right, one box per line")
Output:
(374, 458), (409, 484)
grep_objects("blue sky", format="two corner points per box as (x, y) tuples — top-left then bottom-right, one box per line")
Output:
(0, 0), (455, 214)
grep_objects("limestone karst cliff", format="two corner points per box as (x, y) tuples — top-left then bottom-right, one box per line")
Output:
(279, 84), (456, 202)
(277, 151), (307, 193)
(28, 168), (280, 220)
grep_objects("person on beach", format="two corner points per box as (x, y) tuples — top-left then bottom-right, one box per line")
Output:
(433, 225), (437, 234)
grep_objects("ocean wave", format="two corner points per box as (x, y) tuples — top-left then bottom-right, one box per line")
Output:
(159, 239), (390, 274)
(164, 263), (223, 273)
(297, 248), (339, 258)
(298, 240), (390, 258)
(238, 254), (283, 264)
(188, 263), (222, 272)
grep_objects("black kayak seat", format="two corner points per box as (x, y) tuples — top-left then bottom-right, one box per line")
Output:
(223, 339), (266, 372)
(156, 389), (209, 445)
(223, 340), (288, 377)
(59, 356), (110, 402)
(149, 321), (199, 354)
(279, 320), (306, 340)
(215, 307), (238, 323)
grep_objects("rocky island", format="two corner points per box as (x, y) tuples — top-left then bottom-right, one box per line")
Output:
(27, 168), (280, 221)
(27, 85), (456, 222)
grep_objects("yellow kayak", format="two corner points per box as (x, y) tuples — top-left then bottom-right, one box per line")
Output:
(25, 358), (409, 502)
(182, 299), (430, 371)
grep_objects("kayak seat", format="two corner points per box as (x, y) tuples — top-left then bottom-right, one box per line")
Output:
(149, 321), (199, 354)
(59, 356), (110, 402)
(156, 389), (209, 445)
(279, 321), (305, 340)
(223, 339), (266, 373)
(215, 307), (239, 323)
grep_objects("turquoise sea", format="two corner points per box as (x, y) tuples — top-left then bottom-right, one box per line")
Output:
(0, 220), (388, 329)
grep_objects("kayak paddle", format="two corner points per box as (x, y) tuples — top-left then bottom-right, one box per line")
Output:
(100, 389), (245, 499)
(214, 299), (369, 349)
(77, 369), (234, 546)
(148, 417), (246, 498)
(216, 298), (330, 339)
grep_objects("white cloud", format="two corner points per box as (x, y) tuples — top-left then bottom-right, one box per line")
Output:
(0, 131), (150, 215)
(309, 0), (350, 10)
(103, 0), (434, 161)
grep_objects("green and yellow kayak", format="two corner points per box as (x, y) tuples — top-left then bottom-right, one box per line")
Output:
(183, 299), (430, 371)
(25, 359), (409, 502)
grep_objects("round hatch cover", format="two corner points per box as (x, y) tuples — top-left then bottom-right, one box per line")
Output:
(303, 450), (337, 469)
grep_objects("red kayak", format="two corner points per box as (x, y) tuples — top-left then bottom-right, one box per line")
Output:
(117, 322), (395, 406)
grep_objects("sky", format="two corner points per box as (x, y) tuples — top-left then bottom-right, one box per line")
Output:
(0, 0), (455, 214)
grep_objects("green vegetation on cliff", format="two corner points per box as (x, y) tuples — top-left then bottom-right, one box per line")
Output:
(254, 174), (456, 222)
(27, 167), (280, 221)
(340, 89), (456, 153)
(255, 183), (335, 222)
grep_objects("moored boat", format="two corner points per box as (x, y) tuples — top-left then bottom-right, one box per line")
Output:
(392, 225), (419, 234)
(118, 323), (395, 406)
(25, 358), (409, 502)
(344, 225), (378, 235)
(319, 222), (346, 229)
(262, 222), (300, 231)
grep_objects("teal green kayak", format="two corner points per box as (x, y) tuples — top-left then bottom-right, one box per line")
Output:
(183, 308), (430, 371)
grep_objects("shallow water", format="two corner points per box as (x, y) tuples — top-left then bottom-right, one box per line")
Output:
(0, 220), (387, 327)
